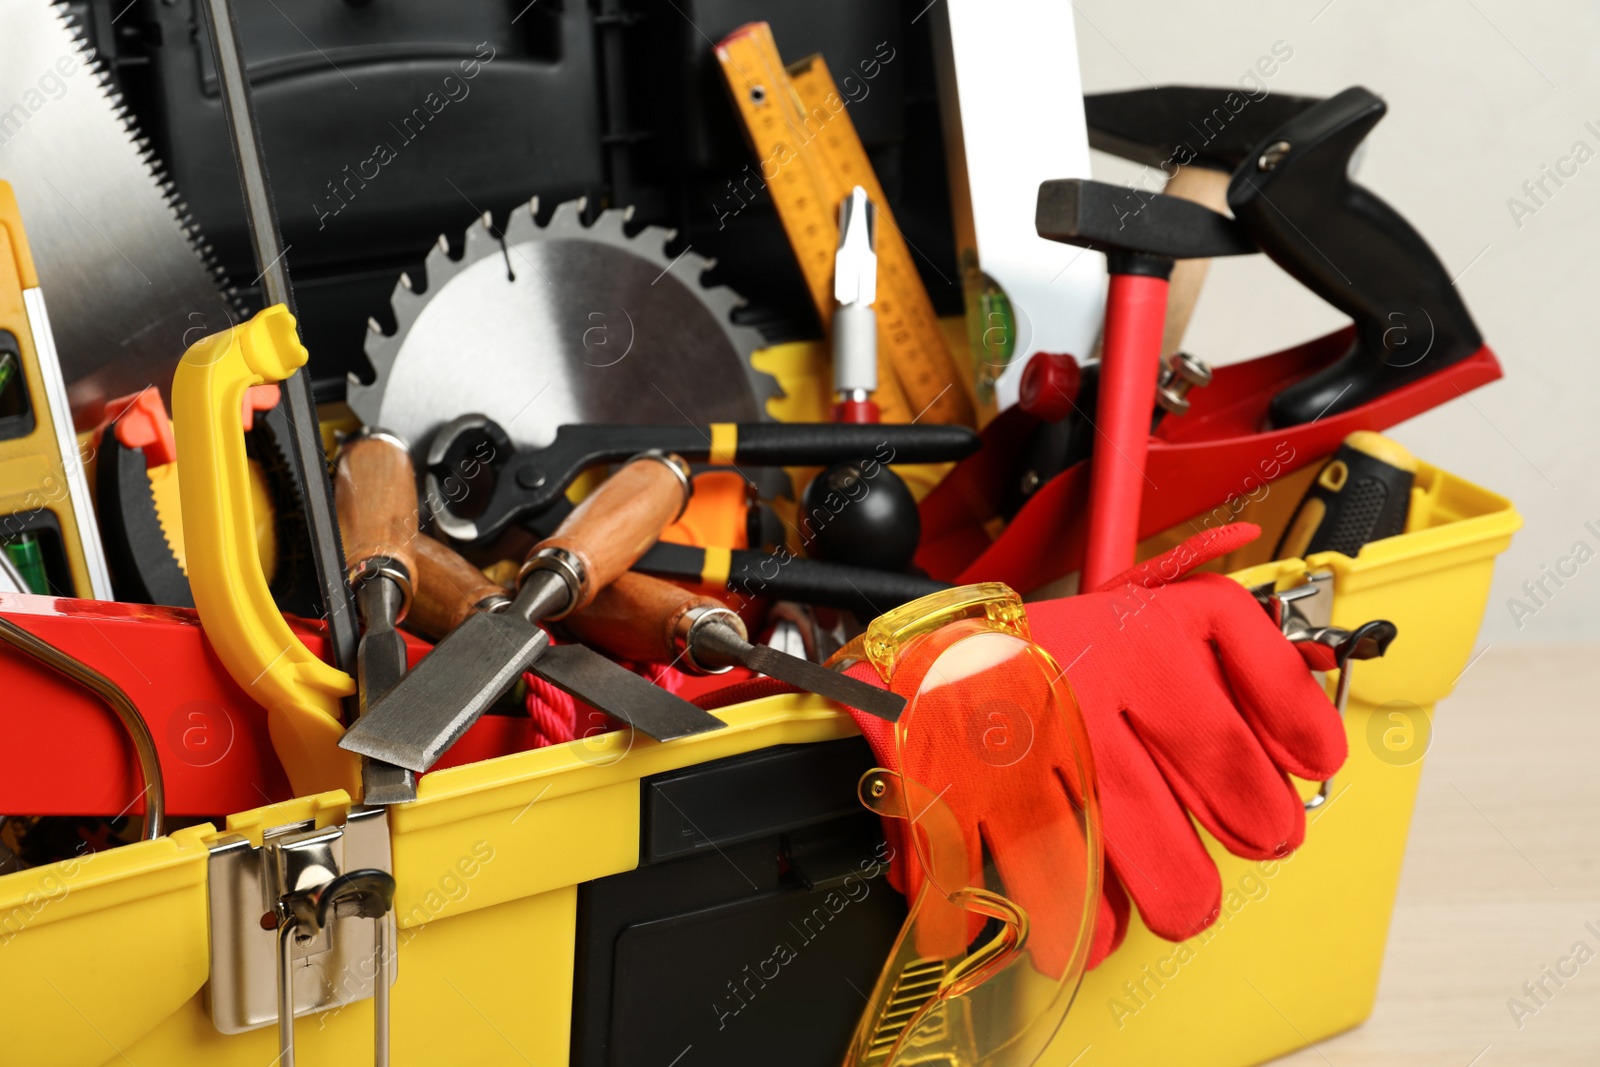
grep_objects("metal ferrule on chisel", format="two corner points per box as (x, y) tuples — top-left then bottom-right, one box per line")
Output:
(675, 605), (748, 675)
(516, 547), (587, 621)
(474, 591), (513, 615)
(348, 555), (414, 623)
(565, 570), (907, 723)
(339, 449), (723, 773)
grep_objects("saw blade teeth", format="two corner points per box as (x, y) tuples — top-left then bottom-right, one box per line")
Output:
(345, 371), (373, 418)
(389, 275), (426, 334)
(47, 1), (245, 324)
(667, 251), (712, 284)
(350, 324), (399, 426)
(590, 208), (630, 240)
(356, 188), (786, 439)
(631, 225), (677, 262)
(699, 284), (743, 320)
(547, 198), (587, 232)
(462, 213), (501, 260)
(502, 199), (541, 246)
(367, 316), (386, 336)
(423, 233), (460, 286)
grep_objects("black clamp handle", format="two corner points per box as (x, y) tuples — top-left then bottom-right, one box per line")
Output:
(1228, 87), (1483, 427)
(1083, 85), (1323, 172)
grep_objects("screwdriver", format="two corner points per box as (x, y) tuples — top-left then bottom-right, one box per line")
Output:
(563, 571), (905, 722)
(1275, 431), (1416, 560)
(832, 185), (879, 424)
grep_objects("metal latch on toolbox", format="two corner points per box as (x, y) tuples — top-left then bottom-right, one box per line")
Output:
(1258, 571), (1398, 810)
(207, 804), (396, 1066)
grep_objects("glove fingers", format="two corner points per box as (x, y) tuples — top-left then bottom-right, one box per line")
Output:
(1093, 712), (1222, 941)
(1126, 670), (1307, 861)
(1095, 522), (1261, 592)
(1186, 574), (1349, 781)
(1087, 865), (1130, 970)
(984, 777), (1098, 981)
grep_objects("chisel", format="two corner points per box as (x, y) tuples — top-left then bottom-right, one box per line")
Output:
(340, 453), (726, 772)
(333, 430), (421, 805)
(406, 534), (510, 642)
(564, 572), (904, 722)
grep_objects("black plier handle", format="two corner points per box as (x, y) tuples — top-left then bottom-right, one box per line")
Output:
(425, 415), (978, 542)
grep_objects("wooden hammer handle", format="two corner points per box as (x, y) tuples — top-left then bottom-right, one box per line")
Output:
(1160, 165), (1233, 358)
(532, 453), (691, 615)
(408, 535), (509, 640)
(335, 433), (418, 585)
(565, 571), (733, 664)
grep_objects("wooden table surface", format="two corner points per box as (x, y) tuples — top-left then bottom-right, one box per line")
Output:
(1273, 644), (1600, 1066)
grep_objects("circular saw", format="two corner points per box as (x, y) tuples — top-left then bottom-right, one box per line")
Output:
(347, 197), (780, 455)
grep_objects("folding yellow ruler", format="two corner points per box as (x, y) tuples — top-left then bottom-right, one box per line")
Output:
(716, 22), (975, 427)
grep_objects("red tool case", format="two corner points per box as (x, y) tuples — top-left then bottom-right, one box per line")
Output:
(917, 327), (1502, 590)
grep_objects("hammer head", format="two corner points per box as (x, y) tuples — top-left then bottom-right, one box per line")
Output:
(1085, 86), (1323, 173)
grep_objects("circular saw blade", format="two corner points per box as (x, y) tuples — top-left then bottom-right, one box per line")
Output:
(348, 197), (780, 456)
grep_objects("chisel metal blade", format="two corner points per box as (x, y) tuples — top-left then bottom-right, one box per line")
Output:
(355, 619), (419, 805)
(705, 629), (905, 723)
(529, 643), (728, 742)
(340, 610), (548, 772)
(340, 611), (726, 772)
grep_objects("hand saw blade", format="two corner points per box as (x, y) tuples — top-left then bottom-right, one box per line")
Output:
(0, 3), (236, 428)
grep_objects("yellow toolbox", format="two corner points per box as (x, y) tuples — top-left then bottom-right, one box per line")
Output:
(0, 456), (1517, 1066)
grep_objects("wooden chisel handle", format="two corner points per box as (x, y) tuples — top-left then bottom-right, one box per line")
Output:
(408, 534), (511, 640)
(521, 452), (692, 618)
(565, 571), (745, 668)
(335, 430), (419, 610)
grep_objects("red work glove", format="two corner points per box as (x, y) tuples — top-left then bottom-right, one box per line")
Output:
(1027, 522), (1347, 947)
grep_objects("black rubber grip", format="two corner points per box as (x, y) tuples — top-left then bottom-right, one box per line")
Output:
(1228, 87), (1482, 427)
(731, 423), (980, 465)
(632, 540), (950, 620)
(1275, 436), (1414, 560)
